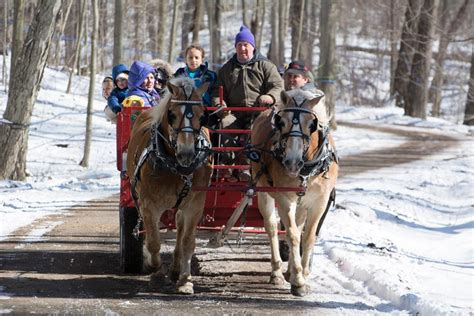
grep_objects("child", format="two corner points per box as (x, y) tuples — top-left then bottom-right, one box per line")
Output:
(107, 64), (129, 113)
(102, 76), (114, 100)
(174, 45), (216, 105)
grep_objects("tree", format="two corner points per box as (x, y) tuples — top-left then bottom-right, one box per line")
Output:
(250, 0), (265, 49)
(2, 0), (9, 90)
(393, 0), (422, 107)
(429, 0), (470, 117)
(181, 0), (193, 56)
(66, 0), (86, 94)
(0, 0), (61, 181)
(464, 49), (474, 125)
(80, 0), (98, 167)
(405, 0), (438, 119)
(168, 0), (181, 64)
(318, 0), (338, 129)
(192, 0), (205, 44)
(206, 0), (222, 67)
(10, 0), (25, 75)
(113, 0), (123, 66)
(156, 0), (168, 59)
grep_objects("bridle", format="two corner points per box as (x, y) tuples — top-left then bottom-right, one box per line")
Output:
(272, 98), (319, 158)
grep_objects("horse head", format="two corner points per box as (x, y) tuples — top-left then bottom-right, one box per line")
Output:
(272, 89), (327, 177)
(153, 77), (210, 168)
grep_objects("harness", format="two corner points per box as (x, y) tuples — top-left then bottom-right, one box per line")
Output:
(130, 92), (212, 236)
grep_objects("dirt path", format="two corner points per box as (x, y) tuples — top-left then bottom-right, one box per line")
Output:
(0, 122), (463, 315)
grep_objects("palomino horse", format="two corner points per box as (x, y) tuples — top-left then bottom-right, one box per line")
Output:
(127, 78), (212, 294)
(251, 89), (338, 296)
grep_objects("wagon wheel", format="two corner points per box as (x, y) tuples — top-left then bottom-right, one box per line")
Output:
(119, 206), (143, 273)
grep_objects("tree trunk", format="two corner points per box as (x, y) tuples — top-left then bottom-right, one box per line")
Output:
(66, 0), (85, 94)
(430, 0), (470, 117)
(290, 0), (301, 60)
(268, 1), (280, 63)
(405, 0), (438, 119)
(113, 0), (123, 66)
(294, 0), (305, 60)
(180, 0), (192, 57)
(192, 0), (204, 44)
(250, 0), (264, 49)
(0, 0), (61, 181)
(463, 49), (474, 125)
(156, 0), (168, 59)
(80, 0), (98, 168)
(53, 0), (73, 67)
(10, 0), (25, 75)
(241, 0), (250, 27)
(278, 0), (289, 65)
(393, 0), (422, 108)
(389, 0), (400, 96)
(206, 0), (221, 66)
(2, 0), (9, 90)
(318, 0), (338, 129)
(168, 0), (181, 64)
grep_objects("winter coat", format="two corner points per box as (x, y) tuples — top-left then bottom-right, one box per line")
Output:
(212, 52), (283, 108)
(127, 61), (160, 107)
(174, 62), (216, 105)
(107, 64), (130, 113)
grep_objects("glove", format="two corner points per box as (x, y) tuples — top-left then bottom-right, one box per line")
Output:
(104, 106), (117, 124)
(257, 94), (274, 106)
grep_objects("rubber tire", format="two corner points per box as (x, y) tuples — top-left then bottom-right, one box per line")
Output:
(120, 206), (143, 274)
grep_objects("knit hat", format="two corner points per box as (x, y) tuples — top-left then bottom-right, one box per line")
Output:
(285, 60), (310, 77)
(234, 26), (255, 48)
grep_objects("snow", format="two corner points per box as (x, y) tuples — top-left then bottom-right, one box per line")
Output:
(1, 59), (473, 315)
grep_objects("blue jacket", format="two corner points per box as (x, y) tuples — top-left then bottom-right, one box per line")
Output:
(127, 61), (160, 107)
(107, 64), (129, 113)
(174, 62), (216, 105)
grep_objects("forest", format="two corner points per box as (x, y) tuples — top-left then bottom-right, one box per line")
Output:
(0, 0), (472, 181)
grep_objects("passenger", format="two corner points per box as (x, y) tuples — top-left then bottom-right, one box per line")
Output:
(127, 60), (160, 107)
(107, 64), (129, 114)
(174, 45), (216, 106)
(102, 76), (114, 100)
(284, 60), (318, 93)
(150, 59), (173, 98)
(212, 26), (284, 181)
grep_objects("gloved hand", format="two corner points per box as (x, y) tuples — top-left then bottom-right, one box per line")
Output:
(257, 94), (274, 106)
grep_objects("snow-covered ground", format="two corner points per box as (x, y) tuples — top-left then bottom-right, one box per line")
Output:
(0, 60), (473, 315)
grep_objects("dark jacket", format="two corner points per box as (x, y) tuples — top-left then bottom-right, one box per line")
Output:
(174, 62), (216, 105)
(212, 52), (283, 107)
(127, 61), (160, 107)
(107, 64), (129, 113)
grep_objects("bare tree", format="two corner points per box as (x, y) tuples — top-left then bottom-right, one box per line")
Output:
(0, 0), (61, 181)
(192, 0), (205, 44)
(279, 0), (289, 64)
(2, 0), (9, 90)
(405, 0), (439, 119)
(206, 0), (222, 66)
(464, 49), (474, 125)
(242, 0), (250, 27)
(168, 0), (181, 64)
(80, 0), (99, 167)
(10, 0), (25, 75)
(156, 0), (168, 59)
(430, 0), (470, 117)
(318, 0), (338, 129)
(250, 0), (265, 49)
(268, 1), (280, 63)
(113, 0), (123, 66)
(181, 0), (193, 57)
(393, 0), (422, 107)
(66, 0), (86, 94)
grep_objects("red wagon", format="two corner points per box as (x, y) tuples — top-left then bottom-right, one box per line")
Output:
(116, 106), (304, 273)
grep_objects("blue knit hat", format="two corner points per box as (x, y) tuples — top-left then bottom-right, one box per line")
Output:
(234, 26), (255, 48)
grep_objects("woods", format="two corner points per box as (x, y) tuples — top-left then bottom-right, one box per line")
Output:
(0, 0), (472, 181)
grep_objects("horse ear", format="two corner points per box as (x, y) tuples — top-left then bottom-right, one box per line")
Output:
(309, 94), (325, 107)
(196, 82), (210, 97)
(280, 90), (289, 105)
(167, 81), (180, 96)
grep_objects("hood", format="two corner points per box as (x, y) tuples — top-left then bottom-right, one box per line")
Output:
(112, 63), (129, 81)
(128, 61), (154, 90)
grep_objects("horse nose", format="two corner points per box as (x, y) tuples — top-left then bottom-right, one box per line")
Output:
(282, 158), (304, 174)
(176, 150), (195, 167)
(296, 160), (304, 169)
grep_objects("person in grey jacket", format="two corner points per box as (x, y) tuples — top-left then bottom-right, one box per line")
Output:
(284, 60), (319, 94)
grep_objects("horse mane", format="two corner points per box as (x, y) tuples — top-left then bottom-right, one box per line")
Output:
(281, 89), (330, 127)
(149, 77), (197, 125)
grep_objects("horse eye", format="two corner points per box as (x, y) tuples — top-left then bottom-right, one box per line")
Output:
(167, 112), (176, 124)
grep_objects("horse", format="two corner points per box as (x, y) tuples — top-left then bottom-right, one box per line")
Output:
(126, 77), (212, 294)
(250, 89), (339, 296)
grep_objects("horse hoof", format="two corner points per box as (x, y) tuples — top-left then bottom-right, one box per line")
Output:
(177, 282), (194, 295)
(269, 275), (286, 285)
(290, 284), (309, 297)
(170, 270), (180, 282)
(150, 272), (173, 289)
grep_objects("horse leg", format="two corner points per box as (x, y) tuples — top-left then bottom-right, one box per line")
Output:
(258, 192), (285, 285)
(175, 196), (205, 294)
(279, 201), (307, 297)
(141, 202), (163, 272)
(170, 209), (184, 282)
